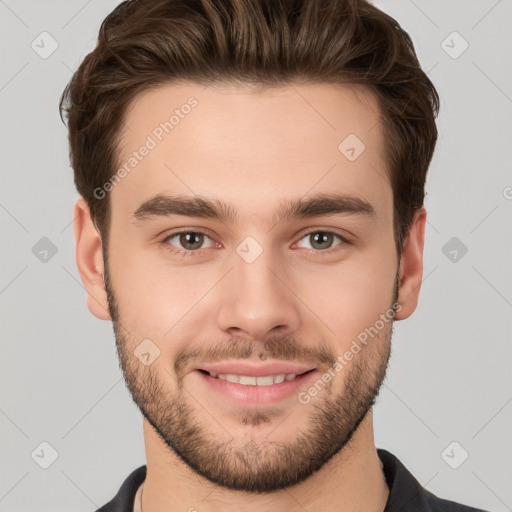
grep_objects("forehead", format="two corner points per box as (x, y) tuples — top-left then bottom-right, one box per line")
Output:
(112, 80), (391, 226)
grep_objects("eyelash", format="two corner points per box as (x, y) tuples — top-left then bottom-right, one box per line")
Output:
(159, 229), (352, 258)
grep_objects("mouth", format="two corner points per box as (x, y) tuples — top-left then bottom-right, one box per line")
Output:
(196, 368), (316, 386)
(193, 367), (320, 406)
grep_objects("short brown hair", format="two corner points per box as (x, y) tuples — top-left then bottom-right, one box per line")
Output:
(59, 0), (439, 257)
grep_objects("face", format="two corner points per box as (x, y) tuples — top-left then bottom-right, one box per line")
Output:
(100, 81), (401, 492)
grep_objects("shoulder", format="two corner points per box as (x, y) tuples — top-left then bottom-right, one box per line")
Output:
(378, 449), (490, 512)
(424, 493), (491, 512)
(94, 465), (146, 512)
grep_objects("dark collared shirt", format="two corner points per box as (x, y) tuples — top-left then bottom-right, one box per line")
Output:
(95, 448), (490, 511)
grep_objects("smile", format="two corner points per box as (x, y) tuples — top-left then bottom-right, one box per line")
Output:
(198, 369), (313, 386)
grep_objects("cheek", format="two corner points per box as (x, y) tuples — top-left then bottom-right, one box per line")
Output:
(303, 244), (397, 349)
(108, 244), (219, 336)
(109, 227), (397, 349)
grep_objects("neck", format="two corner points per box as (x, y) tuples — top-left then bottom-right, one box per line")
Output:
(140, 410), (389, 512)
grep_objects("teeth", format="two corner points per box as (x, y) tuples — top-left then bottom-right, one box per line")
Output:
(256, 375), (274, 386)
(213, 373), (298, 385)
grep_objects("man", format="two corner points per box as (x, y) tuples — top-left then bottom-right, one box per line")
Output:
(60, 0), (489, 510)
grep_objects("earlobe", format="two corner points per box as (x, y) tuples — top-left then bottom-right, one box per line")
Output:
(73, 197), (111, 321)
(394, 206), (427, 321)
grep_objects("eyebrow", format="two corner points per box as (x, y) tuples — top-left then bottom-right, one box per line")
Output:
(132, 192), (376, 226)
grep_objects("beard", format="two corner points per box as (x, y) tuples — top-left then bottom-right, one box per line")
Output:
(103, 253), (398, 493)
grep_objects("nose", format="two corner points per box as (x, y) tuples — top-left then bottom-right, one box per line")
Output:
(216, 244), (301, 342)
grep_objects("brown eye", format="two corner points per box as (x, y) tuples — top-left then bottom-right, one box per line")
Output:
(161, 230), (216, 256)
(177, 232), (204, 250)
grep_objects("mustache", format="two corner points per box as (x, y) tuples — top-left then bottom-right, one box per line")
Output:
(174, 335), (336, 378)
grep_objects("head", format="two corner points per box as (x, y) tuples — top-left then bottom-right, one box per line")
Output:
(62, 0), (438, 493)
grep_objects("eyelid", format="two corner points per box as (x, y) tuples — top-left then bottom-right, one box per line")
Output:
(161, 229), (219, 252)
(292, 230), (350, 251)
(293, 226), (353, 244)
(160, 227), (352, 257)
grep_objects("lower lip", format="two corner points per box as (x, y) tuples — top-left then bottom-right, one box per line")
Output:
(193, 370), (318, 406)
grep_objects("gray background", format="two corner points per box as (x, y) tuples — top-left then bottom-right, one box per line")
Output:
(1, 0), (511, 511)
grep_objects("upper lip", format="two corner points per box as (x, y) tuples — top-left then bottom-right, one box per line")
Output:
(195, 361), (316, 377)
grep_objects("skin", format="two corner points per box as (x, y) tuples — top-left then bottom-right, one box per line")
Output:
(73, 81), (426, 511)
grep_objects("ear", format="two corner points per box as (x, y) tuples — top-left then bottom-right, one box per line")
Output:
(73, 197), (111, 320)
(394, 206), (426, 321)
